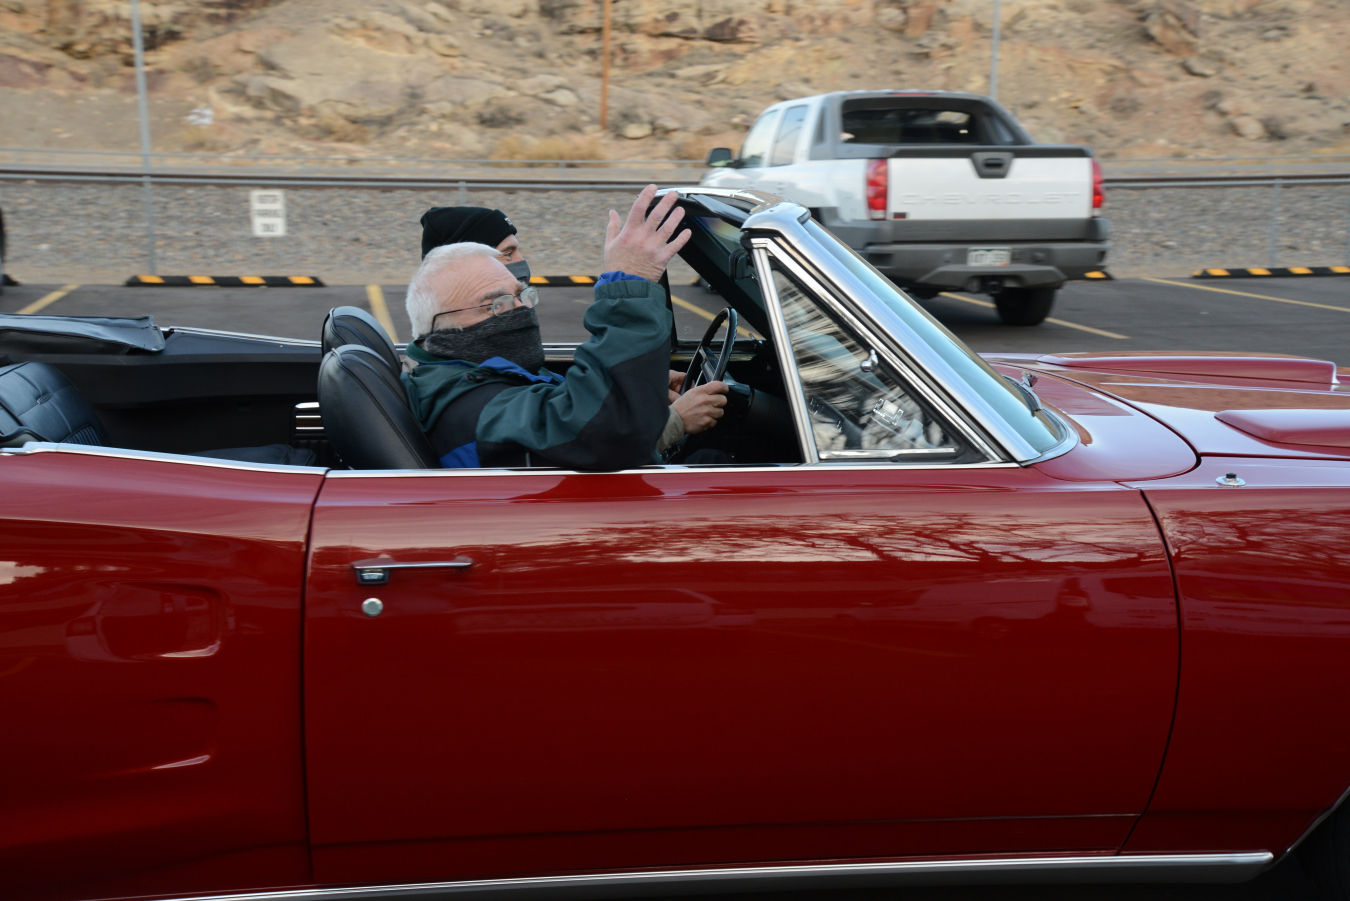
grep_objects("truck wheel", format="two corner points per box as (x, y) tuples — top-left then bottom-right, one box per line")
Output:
(994, 287), (1056, 326)
(1300, 801), (1350, 900)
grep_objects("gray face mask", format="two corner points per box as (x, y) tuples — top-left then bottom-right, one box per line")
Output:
(421, 306), (545, 374)
(505, 259), (530, 282)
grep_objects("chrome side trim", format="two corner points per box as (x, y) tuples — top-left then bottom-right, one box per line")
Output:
(151, 853), (1274, 901)
(166, 325), (322, 347)
(0, 442), (328, 474)
(325, 461), (1023, 479)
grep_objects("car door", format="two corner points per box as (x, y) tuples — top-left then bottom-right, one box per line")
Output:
(0, 446), (322, 899)
(303, 250), (1179, 887)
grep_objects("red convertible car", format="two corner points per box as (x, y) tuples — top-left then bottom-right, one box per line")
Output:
(3, 189), (1350, 901)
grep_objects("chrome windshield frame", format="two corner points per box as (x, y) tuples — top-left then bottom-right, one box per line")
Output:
(753, 239), (1006, 463)
(712, 195), (1061, 463)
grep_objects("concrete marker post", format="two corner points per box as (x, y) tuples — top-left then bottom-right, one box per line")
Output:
(130, 0), (157, 275)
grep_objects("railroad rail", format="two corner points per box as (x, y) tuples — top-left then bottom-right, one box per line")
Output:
(2, 163), (1349, 191)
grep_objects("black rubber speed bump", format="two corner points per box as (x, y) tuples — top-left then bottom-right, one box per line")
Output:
(1194, 266), (1350, 279)
(125, 275), (325, 287)
(527, 275), (596, 286)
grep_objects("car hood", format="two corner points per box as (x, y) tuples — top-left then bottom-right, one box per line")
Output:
(998, 352), (1350, 461)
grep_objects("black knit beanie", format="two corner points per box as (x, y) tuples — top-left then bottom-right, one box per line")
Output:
(420, 206), (517, 258)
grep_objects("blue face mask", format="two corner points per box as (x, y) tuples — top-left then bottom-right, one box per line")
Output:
(505, 259), (530, 282)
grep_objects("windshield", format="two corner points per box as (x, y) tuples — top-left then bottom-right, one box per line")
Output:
(800, 218), (1062, 454)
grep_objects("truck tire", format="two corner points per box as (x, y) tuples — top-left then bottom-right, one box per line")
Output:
(994, 287), (1055, 326)
(1300, 801), (1350, 900)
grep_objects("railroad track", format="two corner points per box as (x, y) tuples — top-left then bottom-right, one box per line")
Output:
(2, 164), (1348, 190)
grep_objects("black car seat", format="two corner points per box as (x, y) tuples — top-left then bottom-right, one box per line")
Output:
(321, 307), (400, 376)
(317, 345), (437, 470)
(0, 361), (316, 466)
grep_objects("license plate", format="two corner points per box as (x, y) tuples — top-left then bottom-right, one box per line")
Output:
(968, 247), (1011, 267)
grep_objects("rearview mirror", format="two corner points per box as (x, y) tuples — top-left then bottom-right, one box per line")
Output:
(705, 147), (734, 167)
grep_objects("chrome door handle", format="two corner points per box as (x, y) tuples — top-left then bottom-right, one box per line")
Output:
(351, 557), (473, 585)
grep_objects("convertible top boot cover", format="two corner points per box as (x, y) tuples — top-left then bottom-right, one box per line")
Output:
(0, 360), (316, 465)
(318, 344), (439, 470)
(0, 314), (165, 355)
(321, 307), (400, 377)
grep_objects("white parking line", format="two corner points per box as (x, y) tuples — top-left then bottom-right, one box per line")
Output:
(939, 292), (1130, 340)
(1142, 277), (1350, 313)
(17, 284), (80, 316)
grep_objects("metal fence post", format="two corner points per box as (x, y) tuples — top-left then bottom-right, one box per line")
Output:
(458, 180), (468, 205)
(130, 0), (157, 274)
(989, 0), (1002, 102)
(1268, 178), (1281, 269)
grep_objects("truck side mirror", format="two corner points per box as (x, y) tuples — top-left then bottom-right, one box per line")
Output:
(705, 147), (734, 167)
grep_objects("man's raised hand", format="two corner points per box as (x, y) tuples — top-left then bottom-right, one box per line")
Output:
(603, 185), (691, 282)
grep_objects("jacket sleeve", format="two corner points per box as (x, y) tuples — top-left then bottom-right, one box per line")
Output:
(474, 278), (673, 471)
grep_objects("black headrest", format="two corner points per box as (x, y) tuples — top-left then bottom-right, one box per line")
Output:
(0, 361), (108, 449)
(321, 307), (399, 376)
(317, 345), (437, 470)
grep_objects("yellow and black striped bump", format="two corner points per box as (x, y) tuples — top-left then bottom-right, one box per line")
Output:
(527, 275), (596, 286)
(125, 275), (325, 287)
(1194, 267), (1350, 279)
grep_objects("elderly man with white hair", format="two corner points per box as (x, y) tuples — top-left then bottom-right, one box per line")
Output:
(401, 186), (730, 471)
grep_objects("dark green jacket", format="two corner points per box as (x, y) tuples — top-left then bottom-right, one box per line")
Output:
(402, 278), (673, 471)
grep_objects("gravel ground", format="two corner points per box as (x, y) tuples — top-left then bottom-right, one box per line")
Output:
(1, 180), (1348, 283)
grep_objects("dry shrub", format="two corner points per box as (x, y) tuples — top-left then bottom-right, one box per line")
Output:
(489, 134), (607, 167)
(178, 124), (234, 152)
(674, 133), (724, 161)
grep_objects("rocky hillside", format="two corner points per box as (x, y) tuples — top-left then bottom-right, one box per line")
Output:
(1, 0), (1348, 162)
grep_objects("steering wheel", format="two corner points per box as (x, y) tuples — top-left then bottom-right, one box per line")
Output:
(679, 307), (738, 396)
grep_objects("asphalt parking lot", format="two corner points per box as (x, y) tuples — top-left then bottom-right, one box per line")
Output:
(1, 275), (1346, 366)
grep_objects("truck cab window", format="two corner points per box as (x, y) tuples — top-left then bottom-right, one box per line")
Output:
(770, 106), (808, 166)
(738, 109), (782, 168)
(841, 107), (977, 145)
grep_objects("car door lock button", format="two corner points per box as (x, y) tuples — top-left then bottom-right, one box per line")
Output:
(361, 598), (384, 617)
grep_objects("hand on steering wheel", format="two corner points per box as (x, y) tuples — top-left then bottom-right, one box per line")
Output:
(680, 307), (738, 395)
(665, 308), (737, 462)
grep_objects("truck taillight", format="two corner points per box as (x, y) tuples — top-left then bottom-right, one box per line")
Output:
(1091, 158), (1104, 215)
(865, 159), (888, 221)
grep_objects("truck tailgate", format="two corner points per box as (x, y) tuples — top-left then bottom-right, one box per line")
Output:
(888, 150), (1092, 221)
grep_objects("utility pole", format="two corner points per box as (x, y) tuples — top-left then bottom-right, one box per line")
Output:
(130, 0), (157, 274)
(599, 0), (611, 129)
(989, 0), (1002, 102)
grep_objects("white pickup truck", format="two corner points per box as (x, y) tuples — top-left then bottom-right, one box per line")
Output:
(700, 90), (1109, 325)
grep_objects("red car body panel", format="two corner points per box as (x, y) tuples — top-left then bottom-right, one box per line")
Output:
(304, 465), (1178, 885)
(4, 345), (1350, 899)
(1123, 457), (1350, 856)
(0, 451), (323, 900)
(1014, 358), (1350, 462)
(987, 365), (1199, 483)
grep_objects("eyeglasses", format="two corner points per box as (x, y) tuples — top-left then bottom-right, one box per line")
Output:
(431, 285), (540, 330)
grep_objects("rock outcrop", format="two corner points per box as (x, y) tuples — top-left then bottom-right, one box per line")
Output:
(0, 0), (1346, 161)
